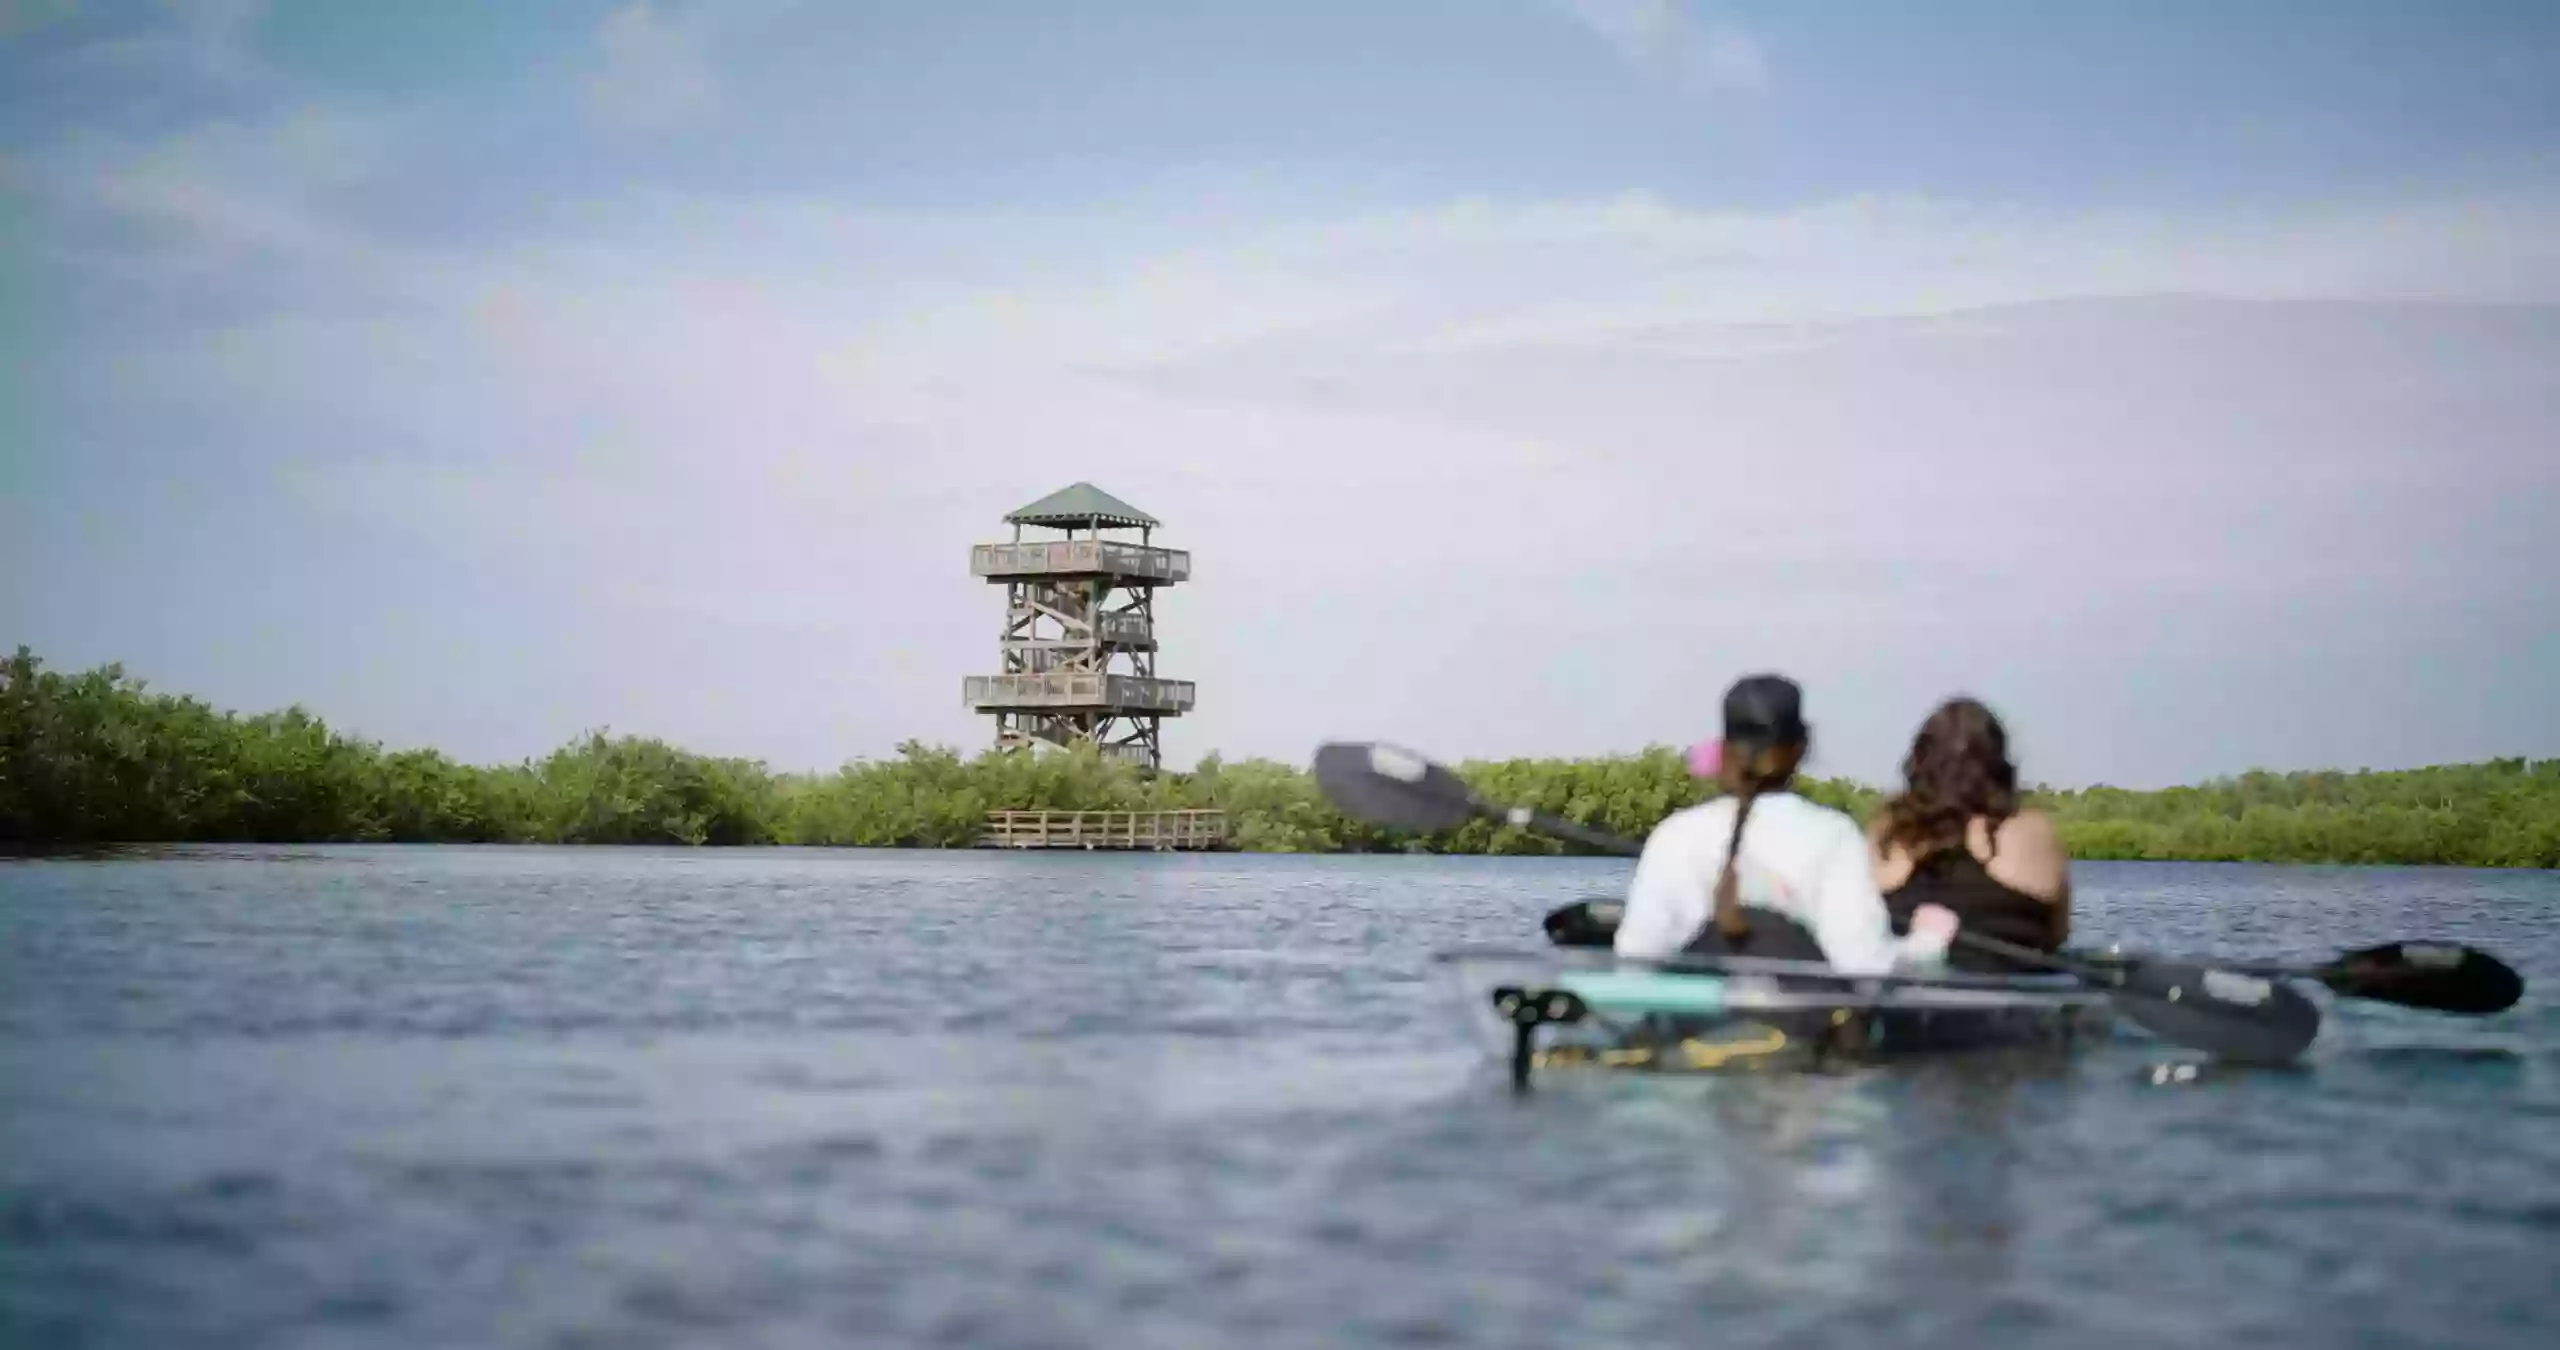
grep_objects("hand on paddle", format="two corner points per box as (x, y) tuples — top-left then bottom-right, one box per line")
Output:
(1907, 902), (1959, 947)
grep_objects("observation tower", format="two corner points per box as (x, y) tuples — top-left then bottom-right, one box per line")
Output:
(961, 482), (1196, 771)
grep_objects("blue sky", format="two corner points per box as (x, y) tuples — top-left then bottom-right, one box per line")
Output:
(5, 0), (2558, 788)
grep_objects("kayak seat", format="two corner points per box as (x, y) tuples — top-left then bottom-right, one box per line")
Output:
(1680, 903), (1830, 965)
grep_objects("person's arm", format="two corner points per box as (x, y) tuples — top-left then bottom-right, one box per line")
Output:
(1803, 818), (1955, 976)
(1863, 810), (1913, 893)
(1998, 809), (2074, 947)
(1613, 814), (1708, 962)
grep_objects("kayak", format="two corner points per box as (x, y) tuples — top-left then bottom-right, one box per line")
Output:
(1316, 744), (2515, 1077)
(1439, 946), (2117, 1086)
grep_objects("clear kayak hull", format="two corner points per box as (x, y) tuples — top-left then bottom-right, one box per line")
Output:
(1437, 947), (2117, 1084)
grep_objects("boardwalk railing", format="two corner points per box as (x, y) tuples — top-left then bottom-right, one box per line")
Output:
(978, 809), (1227, 851)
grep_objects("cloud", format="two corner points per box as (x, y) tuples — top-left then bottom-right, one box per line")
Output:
(27, 0), (271, 90)
(84, 106), (388, 238)
(36, 74), (2560, 487)
(40, 100), (2560, 497)
(536, 187), (2560, 389)
(0, 0), (79, 41)
(163, 0), (268, 85)
(75, 162), (2558, 591)
(14, 108), (445, 328)
(585, 2), (722, 132)
(1554, 0), (1767, 95)
(14, 7), (2560, 780)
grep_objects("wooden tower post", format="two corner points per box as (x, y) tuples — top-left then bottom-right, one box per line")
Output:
(961, 482), (1196, 771)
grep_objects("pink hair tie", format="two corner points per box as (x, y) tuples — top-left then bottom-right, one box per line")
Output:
(1686, 738), (1723, 778)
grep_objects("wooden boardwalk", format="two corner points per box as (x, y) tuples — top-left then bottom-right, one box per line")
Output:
(977, 809), (1227, 851)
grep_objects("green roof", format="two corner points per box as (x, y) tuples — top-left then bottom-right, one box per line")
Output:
(1005, 482), (1159, 529)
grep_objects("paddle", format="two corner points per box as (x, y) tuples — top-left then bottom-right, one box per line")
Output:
(1312, 740), (2327, 1063)
(1542, 900), (2523, 1015)
(1542, 898), (2516, 1012)
(1308, 742), (1640, 855)
(1542, 897), (1623, 949)
(2078, 941), (2524, 1016)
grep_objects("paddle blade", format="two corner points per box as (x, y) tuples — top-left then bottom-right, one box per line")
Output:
(1543, 899), (1623, 949)
(1310, 742), (1486, 833)
(2320, 942), (2524, 1015)
(2111, 960), (2324, 1063)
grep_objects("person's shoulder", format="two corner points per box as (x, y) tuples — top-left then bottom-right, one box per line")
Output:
(1758, 792), (1866, 846)
(1649, 797), (1732, 839)
(1819, 800), (1875, 849)
(1997, 807), (2066, 852)
(1765, 790), (1856, 824)
(1990, 808), (2072, 894)
(1633, 798), (1727, 867)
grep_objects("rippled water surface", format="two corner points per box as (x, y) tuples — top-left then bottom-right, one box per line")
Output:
(3, 846), (2556, 1349)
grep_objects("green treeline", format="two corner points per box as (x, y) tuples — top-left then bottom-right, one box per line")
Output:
(4, 646), (2556, 866)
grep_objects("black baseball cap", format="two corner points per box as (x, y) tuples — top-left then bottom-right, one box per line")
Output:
(1722, 673), (1808, 748)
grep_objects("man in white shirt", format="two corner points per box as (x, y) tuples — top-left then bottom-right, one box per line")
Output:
(1613, 673), (1957, 978)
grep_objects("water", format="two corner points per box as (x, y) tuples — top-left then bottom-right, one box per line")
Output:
(2, 847), (2555, 1349)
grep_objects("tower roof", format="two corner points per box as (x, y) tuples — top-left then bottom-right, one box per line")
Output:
(1005, 482), (1159, 530)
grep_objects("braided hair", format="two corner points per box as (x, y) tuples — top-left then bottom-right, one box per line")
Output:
(1702, 673), (1813, 947)
(1711, 737), (1809, 943)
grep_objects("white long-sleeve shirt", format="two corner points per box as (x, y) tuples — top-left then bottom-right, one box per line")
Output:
(1613, 792), (1953, 976)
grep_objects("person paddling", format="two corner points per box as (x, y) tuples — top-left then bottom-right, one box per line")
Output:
(1613, 673), (1959, 977)
(1868, 696), (2071, 973)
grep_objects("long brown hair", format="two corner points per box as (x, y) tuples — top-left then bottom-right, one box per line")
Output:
(1712, 737), (1808, 941)
(1876, 696), (2020, 860)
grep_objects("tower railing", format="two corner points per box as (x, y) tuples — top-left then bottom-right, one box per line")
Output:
(971, 541), (1191, 582)
(963, 673), (1197, 712)
(1005, 610), (1152, 648)
(1091, 612), (1153, 647)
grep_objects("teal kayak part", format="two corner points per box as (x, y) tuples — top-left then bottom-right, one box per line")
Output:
(1555, 969), (1731, 1015)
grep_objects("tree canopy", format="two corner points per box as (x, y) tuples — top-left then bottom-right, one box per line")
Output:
(4, 647), (2553, 866)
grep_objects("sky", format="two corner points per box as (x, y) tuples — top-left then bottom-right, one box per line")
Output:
(4, 0), (2558, 790)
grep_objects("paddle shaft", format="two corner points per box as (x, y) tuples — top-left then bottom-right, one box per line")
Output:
(1493, 805), (1641, 857)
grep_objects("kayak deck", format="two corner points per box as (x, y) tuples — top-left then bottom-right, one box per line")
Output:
(1440, 948), (2117, 1086)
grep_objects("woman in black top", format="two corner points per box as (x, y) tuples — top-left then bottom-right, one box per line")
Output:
(1866, 697), (2072, 972)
